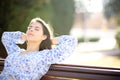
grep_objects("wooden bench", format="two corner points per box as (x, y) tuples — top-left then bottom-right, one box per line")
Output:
(0, 59), (120, 80)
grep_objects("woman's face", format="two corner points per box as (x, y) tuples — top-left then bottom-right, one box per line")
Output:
(26, 21), (46, 42)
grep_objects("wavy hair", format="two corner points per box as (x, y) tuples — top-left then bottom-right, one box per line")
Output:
(30, 17), (52, 51)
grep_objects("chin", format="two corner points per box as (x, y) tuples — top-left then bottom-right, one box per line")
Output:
(27, 38), (35, 42)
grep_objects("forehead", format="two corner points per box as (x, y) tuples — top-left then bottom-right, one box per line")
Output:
(29, 21), (43, 27)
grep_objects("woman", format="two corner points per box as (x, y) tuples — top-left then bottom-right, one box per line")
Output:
(0, 17), (77, 80)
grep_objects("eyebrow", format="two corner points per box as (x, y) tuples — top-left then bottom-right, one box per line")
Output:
(28, 26), (40, 29)
(35, 26), (40, 29)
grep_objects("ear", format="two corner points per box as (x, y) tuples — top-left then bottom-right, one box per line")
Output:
(42, 35), (47, 40)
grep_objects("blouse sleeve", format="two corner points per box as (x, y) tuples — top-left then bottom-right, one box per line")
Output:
(46, 35), (78, 64)
(1, 31), (25, 55)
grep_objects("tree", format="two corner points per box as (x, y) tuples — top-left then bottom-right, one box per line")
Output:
(51, 0), (75, 36)
(6, 0), (52, 32)
(0, 0), (13, 37)
(103, 0), (120, 20)
(104, 0), (120, 50)
(0, 0), (75, 58)
(0, 0), (52, 58)
(0, 0), (14, 58)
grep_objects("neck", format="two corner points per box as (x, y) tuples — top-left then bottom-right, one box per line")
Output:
(26, 41), (41, 52)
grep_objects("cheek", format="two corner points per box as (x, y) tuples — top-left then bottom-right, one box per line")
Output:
(34, 33), (44, 41)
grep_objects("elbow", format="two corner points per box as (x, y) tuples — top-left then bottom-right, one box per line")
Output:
(70, 36), (78, 47)
(1, 32), (7, 43)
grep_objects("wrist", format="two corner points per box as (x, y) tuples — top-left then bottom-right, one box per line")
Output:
(21, 33), (26, 41)
(51, 37), (59, 45)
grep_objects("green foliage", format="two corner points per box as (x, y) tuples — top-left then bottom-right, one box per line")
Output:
(0, 0), (13, 37)
(103, 0), (120, 26)
(6, 0), (52, 32)
(0, 0), (75, 35)
(115, 28), (120, 48)
(0, 0), (53, 58)
(103, 0), (120, 19)
(78, 37), (99, 43)
(104, 0), (120, 49)
(78, 37), (85, 43)
(89, 37), (99, 42)
(51, 0), (75, 36)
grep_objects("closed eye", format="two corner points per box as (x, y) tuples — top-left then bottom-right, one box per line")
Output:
(35, 28), (39, 31)
(27, 26), (40, 31)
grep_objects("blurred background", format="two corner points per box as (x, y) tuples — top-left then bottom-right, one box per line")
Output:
(0, 0), (120, 67)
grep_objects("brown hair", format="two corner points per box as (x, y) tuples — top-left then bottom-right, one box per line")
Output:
(30, 18), (52, 51)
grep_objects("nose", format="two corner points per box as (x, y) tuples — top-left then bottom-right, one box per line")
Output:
(30, 28), (33, 31)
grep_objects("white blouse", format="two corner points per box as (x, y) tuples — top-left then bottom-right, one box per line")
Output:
(0, 31), (77, 80)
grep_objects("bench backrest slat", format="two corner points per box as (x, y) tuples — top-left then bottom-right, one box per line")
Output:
(0, 60), (120, 80)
